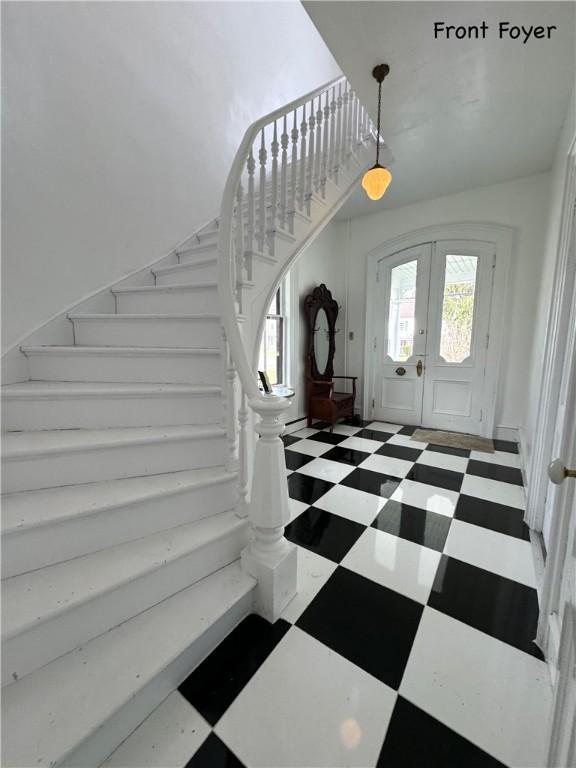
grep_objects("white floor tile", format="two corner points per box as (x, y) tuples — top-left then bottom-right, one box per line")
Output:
(102, 691), (210, 768)
(390, 479), (459, 517)
(387, 433), (429, 450)
(313, 484), (387, 526)
(287, 438), (332, 457)
(342, 528), (441, 604)
(216, 626), (396, 768)
(461, 474), (526, 509)
(338, 436), (384, 453)
(292, 428), (320, 439)
(286, 469), (293, 476)
(281, 548), (337, 623)
(416, 450), (469, 474)
(365, 421), (404, 433)
(444, 519), (536, 587)
(359, 453), (414, 479)
(289, 498), (309, 523)
(469, 450), (521, 468)
(296, 457), (356, 483)
(400, 608), (552, 768)
(331, 424), (363, 436)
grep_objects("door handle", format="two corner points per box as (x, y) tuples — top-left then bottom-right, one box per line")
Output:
(548, 458), (576, 485)
(416, 359), (424, 377)
(395, 367), (406, 376)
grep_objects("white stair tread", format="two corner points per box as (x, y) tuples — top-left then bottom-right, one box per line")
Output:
(2, 562), (255, 768)
(2, 467), (234, 534)
(113, 283), (217, 294)
(2, 425), (225, 459)
(2, 382), (221, 398)
(69, 313), (220, 320)
(153, 258), (217, 275)
(2, 510), (246, 640)
(21, 345), (220, 356)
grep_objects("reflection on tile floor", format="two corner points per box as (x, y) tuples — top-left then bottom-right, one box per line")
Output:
(104, 420), (552, 768)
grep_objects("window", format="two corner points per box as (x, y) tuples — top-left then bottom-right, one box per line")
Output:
(258, 283), (286, 386)
(439, 254), (478, 363)
(387, 259), (417, 361)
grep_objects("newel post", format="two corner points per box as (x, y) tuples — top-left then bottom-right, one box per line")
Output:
(241, 395), (297, 622)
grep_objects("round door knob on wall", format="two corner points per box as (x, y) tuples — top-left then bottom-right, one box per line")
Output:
(548, 458), (576, 485)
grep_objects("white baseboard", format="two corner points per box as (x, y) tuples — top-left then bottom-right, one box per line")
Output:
(494, 424), (519, 441)
(283, 417), (308, 435)
(517, 426), (530, 491)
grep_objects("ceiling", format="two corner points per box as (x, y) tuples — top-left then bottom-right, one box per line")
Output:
(303, 1), (575, 218)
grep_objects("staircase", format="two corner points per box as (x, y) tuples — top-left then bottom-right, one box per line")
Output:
(1, 76), (383, 767)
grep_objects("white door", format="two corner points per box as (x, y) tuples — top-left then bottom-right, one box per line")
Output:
(371, 244), (432, 425)
(372, 240), (495, 434)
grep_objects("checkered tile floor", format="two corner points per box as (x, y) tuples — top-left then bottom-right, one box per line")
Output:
(104, 421), (553, 768)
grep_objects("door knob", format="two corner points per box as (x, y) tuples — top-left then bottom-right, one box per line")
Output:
(548, 458), (576, 485)
(395, 367), (406, 376)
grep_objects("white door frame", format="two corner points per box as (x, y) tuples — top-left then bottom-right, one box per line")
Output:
(363, 223), (514, 438)
(525, 142), (576, 532)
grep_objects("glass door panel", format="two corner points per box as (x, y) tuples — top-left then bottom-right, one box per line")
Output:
(439, 254), (478, 363)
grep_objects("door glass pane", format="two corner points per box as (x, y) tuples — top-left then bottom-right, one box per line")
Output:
(440, 254), (478, 363)
(387, 259), (417, 361)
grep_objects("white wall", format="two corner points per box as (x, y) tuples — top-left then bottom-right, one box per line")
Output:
(290, 174), (552, 437)
(2, 1), (340, 351)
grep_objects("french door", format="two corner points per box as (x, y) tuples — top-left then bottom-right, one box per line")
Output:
(371, 240), (495, 434)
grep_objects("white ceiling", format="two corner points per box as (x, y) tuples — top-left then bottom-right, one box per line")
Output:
(303, 1), (575, 218)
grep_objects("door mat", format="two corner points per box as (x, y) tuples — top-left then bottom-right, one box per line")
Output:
(411, 429), (494, 453)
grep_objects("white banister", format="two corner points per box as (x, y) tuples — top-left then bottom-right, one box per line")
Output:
(217, 74), (377, 621)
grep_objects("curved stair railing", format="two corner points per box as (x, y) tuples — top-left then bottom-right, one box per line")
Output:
(218, 76), (379, 621)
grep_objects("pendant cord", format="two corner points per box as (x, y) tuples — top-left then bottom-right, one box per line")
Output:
(375, 79), (382, 166)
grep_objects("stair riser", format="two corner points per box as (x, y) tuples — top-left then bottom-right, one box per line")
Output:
(115, 287), (218, 315)
(2, 522), (249, 687)
(62, 592), (252, 768)
(3, 434), (227, 493)
(154, 261), (217, 285)
(72, 317), (221, 348)
(177, 243), (217, 262)
(3, 392), (222, 431)
(2, 478), (238, 579)
(25, 351), (222, 385)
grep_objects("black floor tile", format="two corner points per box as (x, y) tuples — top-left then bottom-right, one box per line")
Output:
(281, 434), (301, 447)
(406, 464), (463, 492)
(284, 449), (314, 471)
(307, 431), (347, 445)
(372, 500), (451, 552)
(297, 567), (423, 689)
(426, 443), (470, 458)
(397, 425), (416, 436)
(455, 494), (530, 541)
(493, 439), (519, 454)
(376, 442), (423, 462)
(467, 459), (524, 486)
(377, 697), (506, 768)
(287, 473), (334, 505)
(179, 615), (290, 725)
(285, 507), (365, 563)
(428, 556), (542, 658)
(355, 428), (394, 443)
(340, 467), (401, 498)
(321, 445), (370, 466)
(185, 734), (246, 768)
(312, 420), (332, 429)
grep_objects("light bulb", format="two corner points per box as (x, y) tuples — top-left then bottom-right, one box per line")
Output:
(361, 164), (392, 201)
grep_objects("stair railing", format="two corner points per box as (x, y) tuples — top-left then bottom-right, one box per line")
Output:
(218, 75), (374, 621)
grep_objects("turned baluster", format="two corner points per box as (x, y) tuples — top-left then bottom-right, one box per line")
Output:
(298, 103), (308, 211)
(328, 87), (337, 183)
(333, 84), (342, 183)
(236, 390), (249, 518)
(279, 115), (288, 230)
(268, 120), (279, 255)
(222, 330), (238, 472)
(351, 92), (360, 152)
(257, 129), (267, 253)
(235, 182), (245, 311)
(246, 149), (256, 264)
(288, 111), (298, 233)
(341, 87), (350, 168)
(314, 98), (323, 194)
(305, 100), (315, 216)
(320, 90), (330, 197)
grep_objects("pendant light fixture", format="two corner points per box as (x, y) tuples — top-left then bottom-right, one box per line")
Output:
(362, 63), (392, 201)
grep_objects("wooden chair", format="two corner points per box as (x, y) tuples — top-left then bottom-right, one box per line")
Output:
(304, 284), (358, 430)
